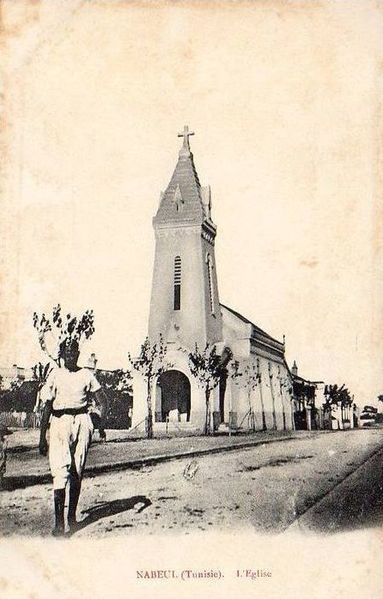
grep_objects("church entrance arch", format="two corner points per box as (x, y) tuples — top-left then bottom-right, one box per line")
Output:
(157, 370), (191, 422)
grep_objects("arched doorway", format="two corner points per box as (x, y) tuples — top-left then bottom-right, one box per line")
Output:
(157, 370), (191, 422)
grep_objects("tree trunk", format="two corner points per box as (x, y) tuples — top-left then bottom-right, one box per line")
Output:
(248, 389), (255, 432)
(204, 387), (211, 435)
(259, 377), (267, 431)
(269, 373), (277, 430)
(146, 380), (153, 439)
(280, 384), (286, 431)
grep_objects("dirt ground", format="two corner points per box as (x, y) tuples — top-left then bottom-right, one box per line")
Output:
(1, 429), (382, 537)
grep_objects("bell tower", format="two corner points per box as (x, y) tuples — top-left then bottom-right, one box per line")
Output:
(148, 127), (223, 349)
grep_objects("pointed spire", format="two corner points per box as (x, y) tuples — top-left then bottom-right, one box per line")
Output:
(177, 125), (194, 157)
(154, 126), (205, 225)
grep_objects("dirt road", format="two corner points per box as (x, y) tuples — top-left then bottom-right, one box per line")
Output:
(1, 429), (382, 537)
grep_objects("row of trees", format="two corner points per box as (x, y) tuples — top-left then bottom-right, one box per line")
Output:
(322, 384), (353, 411)
(30, 306), (356, 438)
(32, 306), (274, 437)
(128, 339), (295, 436)
(33, 306), (238, 437)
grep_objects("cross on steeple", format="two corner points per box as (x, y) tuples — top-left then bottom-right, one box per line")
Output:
(178, 125), (194, 151)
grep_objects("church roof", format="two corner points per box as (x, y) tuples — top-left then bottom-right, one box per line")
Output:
(292, 373), (323, 386)
(220, 303), (283, 347)
(153, 127), (207, 226)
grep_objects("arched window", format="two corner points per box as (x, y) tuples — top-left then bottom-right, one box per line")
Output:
(174, 256), (181, 310)
(206, 253), (214, 314)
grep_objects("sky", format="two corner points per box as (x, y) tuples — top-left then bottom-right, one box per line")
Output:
(1, 0), (383, 406)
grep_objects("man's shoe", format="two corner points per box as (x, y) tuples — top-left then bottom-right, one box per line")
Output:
(51, 526), (65, 537)
(67, 519), (82, 535)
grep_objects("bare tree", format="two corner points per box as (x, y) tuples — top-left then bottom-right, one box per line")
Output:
(32, 362), (53, 413)
(188, 344), (233, 435)
(267, 362), (278, 430)
(255, 358), (267, 431)
(128, 335), (171, 439)
(232, 359), (258, 432)
(277, 365), (287, 431)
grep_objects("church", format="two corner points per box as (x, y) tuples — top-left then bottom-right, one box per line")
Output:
(131, 127), (294, 433)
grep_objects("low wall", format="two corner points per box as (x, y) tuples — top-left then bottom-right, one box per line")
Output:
(0, 412), (40, 428)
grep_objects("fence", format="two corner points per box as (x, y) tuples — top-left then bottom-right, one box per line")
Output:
(0, 411), (41, 428)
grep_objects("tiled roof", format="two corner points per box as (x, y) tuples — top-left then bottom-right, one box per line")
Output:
(220, 303), (283, 346)
(153, 140), (205, 225)
(293, 374), (324, 385)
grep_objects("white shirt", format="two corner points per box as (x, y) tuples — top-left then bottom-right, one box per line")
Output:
(40, 367), (101, 410)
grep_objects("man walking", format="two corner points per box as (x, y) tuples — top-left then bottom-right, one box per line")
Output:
(39, 339), (107, 536)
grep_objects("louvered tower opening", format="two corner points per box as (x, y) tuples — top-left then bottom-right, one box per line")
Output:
(174, 256), (181, 310)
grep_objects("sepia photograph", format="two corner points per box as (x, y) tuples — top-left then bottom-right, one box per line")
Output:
(0, 1), (383, 597)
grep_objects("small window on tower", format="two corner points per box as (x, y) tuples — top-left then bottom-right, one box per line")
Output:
(174, 256), (181, 310)
(206, 254), (215, 314)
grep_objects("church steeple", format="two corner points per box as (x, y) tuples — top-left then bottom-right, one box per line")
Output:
(149, 127), (223, 348)
(153, 126), (215, 229)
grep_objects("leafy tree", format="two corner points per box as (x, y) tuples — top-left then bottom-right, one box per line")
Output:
(32, 304), (95, 365)
(10, 377), (23, 392)
(96, 369), (132, 394)
(323, 384), (353, 412)
(128, 335), (171, 439)
(188, 344), (233, 435)
(95, 369), (132, 428)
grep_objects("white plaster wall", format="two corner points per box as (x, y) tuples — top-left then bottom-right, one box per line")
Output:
(130, 371), (149, 429)
(132, 347), (211, 431)
(227, 355), (293, 431)
(201, 235), (223, 344)
(149, 227), (223, 350)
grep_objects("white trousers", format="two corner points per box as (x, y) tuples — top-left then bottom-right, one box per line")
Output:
(49, 413), (94, 490)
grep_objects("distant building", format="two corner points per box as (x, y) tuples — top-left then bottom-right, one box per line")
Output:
(0, 364), (34, 389)
(0, 368), (39, 428)
(290, 361), (323, 430)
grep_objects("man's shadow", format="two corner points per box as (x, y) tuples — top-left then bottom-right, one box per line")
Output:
(68, 495), (152, 536)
